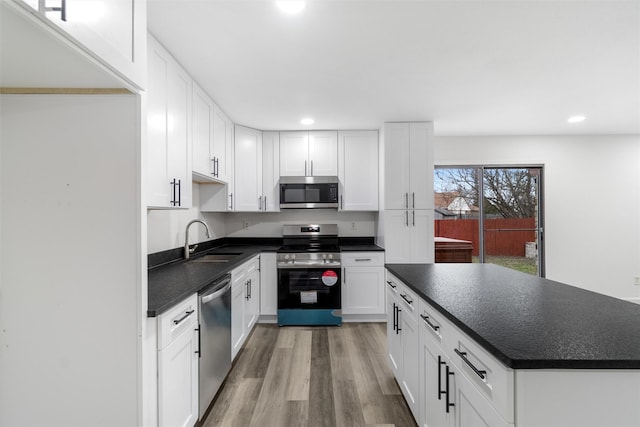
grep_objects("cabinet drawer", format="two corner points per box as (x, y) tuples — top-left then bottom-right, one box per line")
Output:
(418, 299), (451, 348)
(448, 326), (514, 423)
(342, 252), (384, 267)
(157, 294), (198, 350)
(396, 282), (418, 318)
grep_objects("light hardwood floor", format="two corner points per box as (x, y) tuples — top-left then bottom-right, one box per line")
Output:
(202, 323), (417, 427)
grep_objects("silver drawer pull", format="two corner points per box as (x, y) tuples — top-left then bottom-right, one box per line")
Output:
(173, 309), (194, 325)
(454, 348), (487, 380)
(420, 314), (440, 332)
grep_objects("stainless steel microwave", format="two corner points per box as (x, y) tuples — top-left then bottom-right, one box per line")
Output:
(279, 176), (339, 209)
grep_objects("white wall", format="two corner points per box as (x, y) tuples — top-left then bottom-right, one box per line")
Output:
(147, 183), (225, 253)
(223, 210), (376, 237)
(434, 135), (640, 301)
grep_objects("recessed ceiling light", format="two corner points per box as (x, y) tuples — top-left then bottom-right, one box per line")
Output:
(567, 115), (586, 123)
(300, 117), (314, 125)
(276, 1), (306, 14)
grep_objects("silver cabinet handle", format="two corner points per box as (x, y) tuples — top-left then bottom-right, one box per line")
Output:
(39, 0), (67, 21)
(263, 195), (267, 211)
(305, 160), (308, 176)
(258, 196), (263, 210)
(340, 195), (343, 210)
(229, 193), (233, 210)
(311, 160), (314, 176)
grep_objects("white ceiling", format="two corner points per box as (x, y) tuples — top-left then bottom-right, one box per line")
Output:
(148, 0), (640, 136)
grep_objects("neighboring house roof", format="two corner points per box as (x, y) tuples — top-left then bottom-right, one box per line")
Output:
(434, 192), (479, 213)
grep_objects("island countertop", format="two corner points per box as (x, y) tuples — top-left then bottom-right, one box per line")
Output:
(385, 263), (640, 369)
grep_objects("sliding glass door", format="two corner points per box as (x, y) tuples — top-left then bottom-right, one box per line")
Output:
(434, 166), (544, 276)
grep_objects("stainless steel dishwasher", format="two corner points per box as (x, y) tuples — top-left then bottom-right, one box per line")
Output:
(198, 273), (232, 419)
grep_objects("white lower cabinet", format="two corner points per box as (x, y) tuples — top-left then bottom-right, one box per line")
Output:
(231, 255), (261, 360)
(392, 269), (640, 427)
(157, 295), (199, 427)
(259, 252), (278, 317)
(342, 252), (385, 316)
(386, 273), (420, 420)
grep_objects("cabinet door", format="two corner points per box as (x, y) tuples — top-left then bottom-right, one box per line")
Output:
(279, 131), (309, 176)
(146, 39), (170, 206)
(233, 125), (262, 211)
(231, 272), (246, 361)
(451, 363), (512, 427)
(401, 310), (420, 421)
(383, 123), (411, 210)
(166, 60), (191, 208)
(308, 131), (338, 176)
(386, 290), (403, 378)
(383, 210), (412, 264)
(259, 253), (278, 316)
(409, 122), (434, 210)
(338, 131), (378, 211)
(420, 334), (449, 427)
(213, 104), (231, 183)
(19, 0), (145, 88)
(192, 83), (214, 179)
(158, 327), (198, 427)
(262, 132), (280, 212)
(410, 210), (435, 263)
(244, 258), (260, 332)
(342, 266), (385, 315)
(147, 35), (190, 209)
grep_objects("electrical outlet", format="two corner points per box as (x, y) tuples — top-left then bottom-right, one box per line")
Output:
(634, 276), (640, 286)
(243, 221), (249, 229)
(351, 222), (356, 230)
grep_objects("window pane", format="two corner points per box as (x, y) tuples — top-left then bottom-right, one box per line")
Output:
(434, 167), (480, 263)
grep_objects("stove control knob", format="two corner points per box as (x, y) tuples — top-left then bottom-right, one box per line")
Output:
(328, 254), (333, 260)
(291, 254), (296, 263)
(322, 254), (327, 259)
(284, 254), (290, 260)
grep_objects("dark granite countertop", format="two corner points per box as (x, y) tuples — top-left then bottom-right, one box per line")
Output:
(385, 263), (640, 369)
(148, 244), (280, 317)
(148, 237), (383, 317)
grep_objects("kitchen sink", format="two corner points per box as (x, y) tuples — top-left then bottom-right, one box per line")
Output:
(189, 253), (242, 263)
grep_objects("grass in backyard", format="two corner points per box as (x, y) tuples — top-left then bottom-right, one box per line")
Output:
(472, 256), (538, 275)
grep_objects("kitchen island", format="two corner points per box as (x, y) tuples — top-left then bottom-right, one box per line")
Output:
(385, 263), (640, 427)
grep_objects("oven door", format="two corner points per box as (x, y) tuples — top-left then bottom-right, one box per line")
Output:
(277, 267), (341, 309)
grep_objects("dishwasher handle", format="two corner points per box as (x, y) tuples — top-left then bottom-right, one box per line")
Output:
(201, 275), (231, 304)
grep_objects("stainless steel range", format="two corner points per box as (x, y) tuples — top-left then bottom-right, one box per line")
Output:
(277, 224), (342, 326)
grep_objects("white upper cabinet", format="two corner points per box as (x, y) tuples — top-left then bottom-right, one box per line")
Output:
(192, 82), (215, 181)
(384, 122), (434, 210)
(212, 104), (232, 183)
(338, 130), (379, 211)
(279, 131), (337, 176)
(17, 0), (146, 89)
(233, 125), (262, 212)
(192, 83), (231, 184)
(147, 35), (191, 209)
(262, 132), (280, 212)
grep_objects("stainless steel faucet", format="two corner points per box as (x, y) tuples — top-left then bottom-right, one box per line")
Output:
(184, 219), (212, 259)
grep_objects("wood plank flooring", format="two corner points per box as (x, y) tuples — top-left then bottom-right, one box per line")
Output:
(202, 323), (417, 427)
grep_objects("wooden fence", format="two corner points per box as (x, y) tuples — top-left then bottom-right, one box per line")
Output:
(435, 218), (536, 257)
